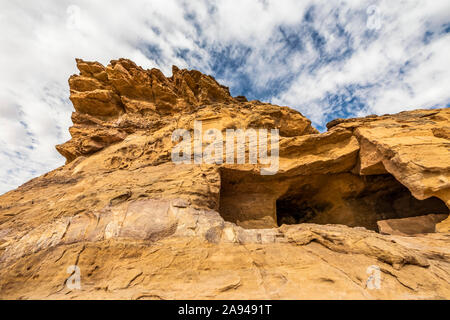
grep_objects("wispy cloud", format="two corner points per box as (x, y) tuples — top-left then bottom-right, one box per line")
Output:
(0, 0), (449, 194)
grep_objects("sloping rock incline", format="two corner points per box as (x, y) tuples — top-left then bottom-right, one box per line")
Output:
(0, 59), (449, 299)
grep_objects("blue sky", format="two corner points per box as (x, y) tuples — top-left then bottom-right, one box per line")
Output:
(0, 0), (449, 194)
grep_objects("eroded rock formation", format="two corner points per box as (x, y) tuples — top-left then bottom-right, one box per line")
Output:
(0, 59), (449, 299)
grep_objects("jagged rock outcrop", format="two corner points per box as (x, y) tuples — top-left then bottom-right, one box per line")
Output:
(377, 214), (449, 236)
(0, 59), (449, 299)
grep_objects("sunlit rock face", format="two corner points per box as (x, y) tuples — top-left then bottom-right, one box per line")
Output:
(0, 59), (449, 300)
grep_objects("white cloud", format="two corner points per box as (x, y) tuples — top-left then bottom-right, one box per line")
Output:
(0, 0), (449, 194)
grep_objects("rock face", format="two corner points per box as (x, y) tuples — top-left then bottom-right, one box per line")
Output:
(56, 58), (316, 163)
(0, 58), (449, 299)
(377, 214), (449, 236)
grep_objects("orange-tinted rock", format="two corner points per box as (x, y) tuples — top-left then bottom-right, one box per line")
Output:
(0, 58), (449, 299)
(377, 214), (449, 235)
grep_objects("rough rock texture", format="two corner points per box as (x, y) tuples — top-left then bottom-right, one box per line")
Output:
(377, 214), (449, 236)
(0, 59), (449, 299)
(56, 58), (316, 163)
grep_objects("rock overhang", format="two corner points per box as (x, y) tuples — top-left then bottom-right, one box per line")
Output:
(0, 58), (450, 299)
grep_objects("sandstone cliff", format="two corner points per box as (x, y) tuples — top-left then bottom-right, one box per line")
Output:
(0, 59), (449, 299)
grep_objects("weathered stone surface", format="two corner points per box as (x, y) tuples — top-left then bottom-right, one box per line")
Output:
(330, 109), (450, 231)
(57, 58), (317, 164)
(0, 59), (449, 299)
(377, 214), (449, 236)
(0, 198), (449, 299)
(436, 218), (450, 233)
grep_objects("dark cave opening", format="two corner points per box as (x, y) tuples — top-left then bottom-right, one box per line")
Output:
(218, 168), (449, 232)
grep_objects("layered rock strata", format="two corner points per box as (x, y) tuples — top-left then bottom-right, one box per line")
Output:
(0, 59), (449, 299)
